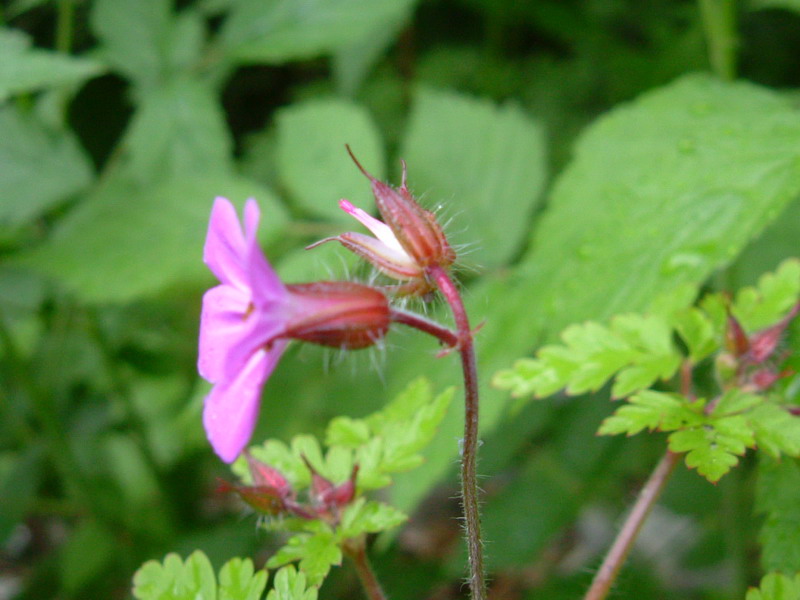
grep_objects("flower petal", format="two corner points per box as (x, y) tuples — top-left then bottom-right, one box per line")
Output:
(198, 284), (251, 383)
(203, 342), (288, 463)
(339, 199), (410, 257)
(204, 197), (248, 288)
(198, 283), (287, 384)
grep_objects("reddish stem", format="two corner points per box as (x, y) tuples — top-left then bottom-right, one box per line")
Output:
(427, 264), (486, 600)
(345, 540), (388, 600)
(583, 450), (681, 600)
(389, 308), (459, 348)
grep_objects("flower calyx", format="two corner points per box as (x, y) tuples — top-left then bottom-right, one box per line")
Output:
(718, 301), (800, 392)
(309, 146), (456, 296)
(219, 453), (360, 525)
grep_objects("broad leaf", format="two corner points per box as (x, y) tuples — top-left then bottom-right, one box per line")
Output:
(0, 28), (104, 101)
(757, 457), (800, 573)
(219, 0), (416, 64)
(400, 87), (547, 267)
(18, 175), (287, 302)
(276, 98), (384, 220)
(0, 106), (94, 227)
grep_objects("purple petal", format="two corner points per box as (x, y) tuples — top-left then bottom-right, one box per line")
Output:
(203, 341), (288, 463)
(198, 283), (286, 384)
(204, 197), (248, 288)
(198, 284), (251, 383)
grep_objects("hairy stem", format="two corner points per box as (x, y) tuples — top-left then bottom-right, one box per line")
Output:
(390, 307), (459, 348)
(427, 264), (486, 600)
(583, 450), (681, 600)
(345, 541), (388, 600)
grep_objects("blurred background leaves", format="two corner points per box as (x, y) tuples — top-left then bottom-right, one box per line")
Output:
(2, 0), (800, 599)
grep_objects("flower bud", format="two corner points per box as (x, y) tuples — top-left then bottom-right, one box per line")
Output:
(347, 146), (456, 270)
(284, 281), (390, 349)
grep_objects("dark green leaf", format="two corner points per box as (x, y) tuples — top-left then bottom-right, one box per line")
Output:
(400, 87), (547, 267)
(757, 457), (800, 573)
(276, 98), (384, 220)
(0, 105), (94, 227)
(0, 28), (104, 101)
(18, 175), (286, 302)
(219, 0), (416, 64)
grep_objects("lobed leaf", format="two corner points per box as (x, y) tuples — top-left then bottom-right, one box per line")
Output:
(266, 566), (318, 600)
(266, 532), (342, 586)
(733, 259), (800, 331)
(757, 457), (800, 573)
(132, 551), (216, 600)
(218, 558), (269, 600)
(746, 572), (800, 600)
(598, 390), (694, 436)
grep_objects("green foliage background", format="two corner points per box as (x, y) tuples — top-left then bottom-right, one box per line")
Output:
(2, 0), (800, 598)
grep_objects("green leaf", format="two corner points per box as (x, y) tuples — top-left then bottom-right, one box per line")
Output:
(266, 532), (342, 586)
(668, 414), (755, 482)
(218, 558), (268, 600)
(377, 74), (800, 516)
(325, 417), (371, 448)
(733, 259), (800, 331)
(338, 498), (408, 538)
(749, 0), (800, 14)
(219, 0), (416, 64)
(266, 566), (318, 600)
(757, 456), (800, 573)
(521, 74), (800, 331)
(60, 519), (116, 593)
(672, 306), (719, 362)
(18, 175), (286, 302)
(122, 79), (233, 183)
(90, 0), (172, 87)
(747, 573), (800, 600)
(0, 105), (94, 227)
(132, 551), (216, 600)
(598, 390), (693, 436)
(0, 28), (104, 101)
(400, 87), (547, 267)
(749, 403), (800, 459)
(276, 98), (384, 220)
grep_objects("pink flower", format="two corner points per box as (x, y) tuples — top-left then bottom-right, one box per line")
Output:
(199, 197), (390, 463)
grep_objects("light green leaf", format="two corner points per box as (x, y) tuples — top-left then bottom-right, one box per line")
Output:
(0, 105), (93, 227)
(276, 98), (384, 220)
(18, 175), (286, 302)
(220, 0), (416, 64)
(338, 498), (407, 538)
(668, 415), (755, 482)
(400, 87), (547, 267)
(266, 566), (318, 600)
(90, 0), (172, 87)
(711, 389), (764, 417)
(122, 79), (233, 183)
(218, 558), (268, 600)
(611, 353), (682, 399)
(746, 572), (800, 600)
(598, 390), (691, 436)
(0, 28), (104, 101)
(733, 259), (800, 331)
(749, 403), (800, 458)
(266, 532), (342, 586)
(757, 457), (800, 573)
(325, 417), (371, 448)
(672, 306), (719, 362)
(132, 551), (216, 600)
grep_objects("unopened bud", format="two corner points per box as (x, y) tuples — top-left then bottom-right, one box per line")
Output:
(285, 281), (390, 349)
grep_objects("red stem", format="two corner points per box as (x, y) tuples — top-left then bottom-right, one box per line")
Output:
(427, 264), (486, 600)
(389, 308), (459, 348)
(345, 541), (388, 600)
(583, 450), (681, 600)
